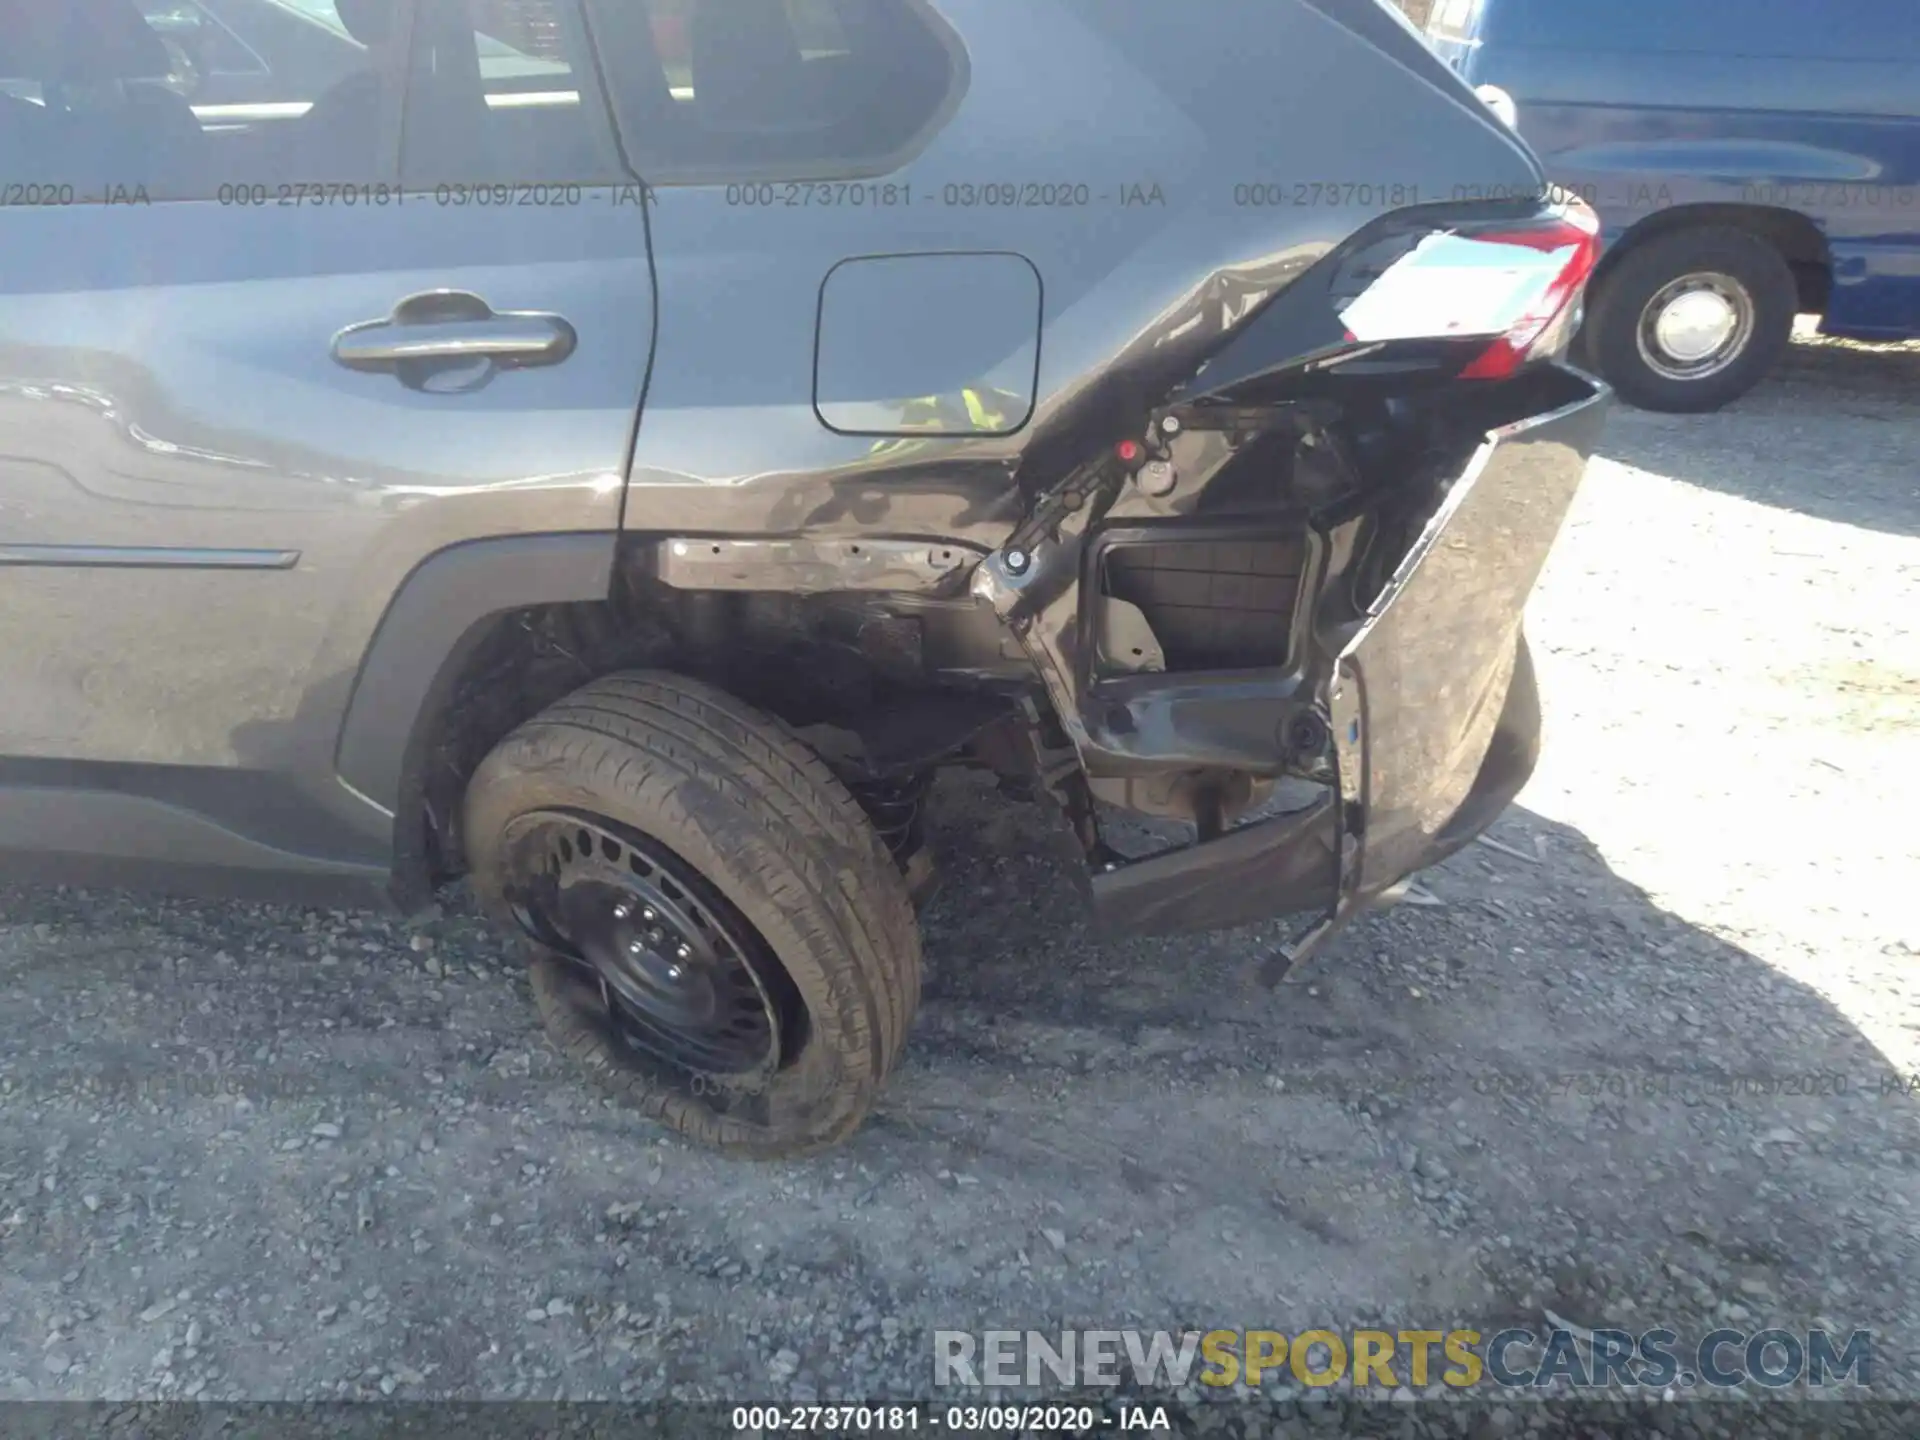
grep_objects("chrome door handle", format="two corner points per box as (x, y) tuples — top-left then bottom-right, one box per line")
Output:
(332, 290), (577, 377)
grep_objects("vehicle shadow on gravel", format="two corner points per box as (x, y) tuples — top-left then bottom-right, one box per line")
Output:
(891, 774), (1918, 1373)
(1596, 337), (1920, 538)
(0, 777), (1913, 1399)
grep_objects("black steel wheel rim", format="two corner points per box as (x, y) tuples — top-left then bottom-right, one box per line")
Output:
(502, 810), (792, 1082)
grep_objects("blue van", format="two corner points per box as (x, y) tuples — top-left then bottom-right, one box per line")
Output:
(1426, 0), (1920, 411)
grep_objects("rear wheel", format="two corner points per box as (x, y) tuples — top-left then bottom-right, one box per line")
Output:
(463, 672), (922, 1158)
(1582, 225), (1797, 413)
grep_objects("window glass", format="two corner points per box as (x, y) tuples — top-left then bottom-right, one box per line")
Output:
(270, 0), (351, 32)
(400, 0), (623, 185)
(1425, 0), (1482, 42)
(0, 0), (397, 199)
(593, 0), (963, 181)
(141, 2), (270, 78)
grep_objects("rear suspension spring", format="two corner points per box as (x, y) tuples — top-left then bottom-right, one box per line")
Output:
(849, 771), (935, 869)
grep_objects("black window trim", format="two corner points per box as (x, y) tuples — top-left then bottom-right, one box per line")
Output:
(583, 0), (971, 188)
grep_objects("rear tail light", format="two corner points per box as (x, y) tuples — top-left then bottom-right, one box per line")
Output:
(1336, 198), (1602, 379)
(1176, 198), (1604, 403)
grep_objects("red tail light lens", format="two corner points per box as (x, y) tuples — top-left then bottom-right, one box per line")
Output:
(1457, 204), (1602, 377)
(1335, 198), (1602, 379)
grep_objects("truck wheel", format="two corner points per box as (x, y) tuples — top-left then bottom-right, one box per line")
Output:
(1582, 225), (1796, 413)
(463, 672), (922, 1158)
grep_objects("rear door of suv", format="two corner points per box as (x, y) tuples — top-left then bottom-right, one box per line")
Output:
(0, 0), (655, 874)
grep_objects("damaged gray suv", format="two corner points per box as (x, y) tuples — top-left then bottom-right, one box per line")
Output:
(0, 0), (1610, 1154)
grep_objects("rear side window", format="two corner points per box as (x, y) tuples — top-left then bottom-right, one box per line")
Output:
(141, 1), (270, 80)
(588, 0), (965, 182)
(0, 0), (397, 199)
(401, 0), (624, 185)
(0, 0), (622, 201)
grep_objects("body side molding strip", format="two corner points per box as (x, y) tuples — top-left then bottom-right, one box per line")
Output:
(0, 544), (301, 569)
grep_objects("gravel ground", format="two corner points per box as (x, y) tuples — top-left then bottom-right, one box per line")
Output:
(2, 336), (1917, 1434)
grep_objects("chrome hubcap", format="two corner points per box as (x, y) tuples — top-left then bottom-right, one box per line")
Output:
(1637, 272), (1753, 381)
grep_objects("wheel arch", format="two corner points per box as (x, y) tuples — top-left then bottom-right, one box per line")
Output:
(331, 531), (618, 908)
(1595, 203), (1832, 313)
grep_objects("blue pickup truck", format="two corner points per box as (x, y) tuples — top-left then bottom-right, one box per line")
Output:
(1426, 0), (1920, 411)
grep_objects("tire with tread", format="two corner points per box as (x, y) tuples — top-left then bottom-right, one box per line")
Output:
(1582, 224), (1797, 413)
(463, 670), (922, 1158)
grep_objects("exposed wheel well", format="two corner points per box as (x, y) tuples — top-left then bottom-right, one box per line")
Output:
(1593, 203), (1831, 315)
(394, 566), (1039, 905)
